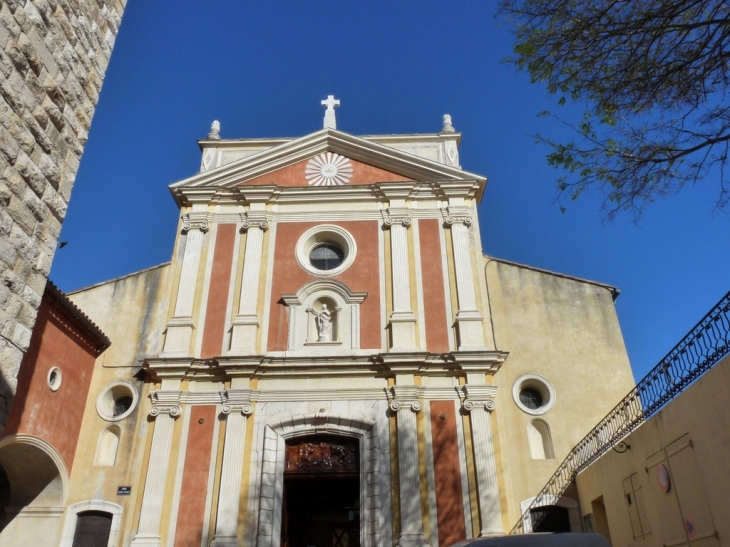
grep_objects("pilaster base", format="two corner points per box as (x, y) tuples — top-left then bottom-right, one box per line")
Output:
(210, 535), (239, 547)
(456, 311), (487, 351)
(396, 532), (430, 547)
(162, 317), (193, 355)
(228, 315), (258, 354)
(130, 534), (161, 547)
(389, 311), (418, 351)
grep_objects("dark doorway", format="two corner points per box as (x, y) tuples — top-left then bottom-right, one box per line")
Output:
(282, 435), (360, 547)
(72, 510), (112, 547)
(530, 505), (571, 532)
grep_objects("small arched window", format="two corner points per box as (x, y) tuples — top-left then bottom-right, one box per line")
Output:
(527, 418), (554, 460)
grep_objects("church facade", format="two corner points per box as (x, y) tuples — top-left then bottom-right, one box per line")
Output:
(1, 103), (636, 546)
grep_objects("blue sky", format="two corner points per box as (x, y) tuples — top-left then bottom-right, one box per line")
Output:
(50, 1), (729, 381)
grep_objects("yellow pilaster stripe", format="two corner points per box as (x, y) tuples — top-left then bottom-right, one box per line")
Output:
(462, 411), (480, 537)
(416, 395), (432, 543)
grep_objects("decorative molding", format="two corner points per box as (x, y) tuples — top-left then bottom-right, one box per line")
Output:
(149, 390), (183, 419)
(241, 211), (270, 231)
(181, 214), (210, 233)
(441, 206), (472, 227)
(388, 386), (423, 413)
(382, 207), (412, 227)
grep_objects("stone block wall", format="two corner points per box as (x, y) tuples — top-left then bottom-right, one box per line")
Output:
(0, 0), (126, 431)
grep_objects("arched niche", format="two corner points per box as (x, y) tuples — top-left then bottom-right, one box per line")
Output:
(527, 418), (554, 460)
(281, 279), (367, 352)
(94, 425), (121, 467)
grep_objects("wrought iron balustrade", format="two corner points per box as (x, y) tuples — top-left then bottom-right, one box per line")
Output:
(511, 289), (730, 534)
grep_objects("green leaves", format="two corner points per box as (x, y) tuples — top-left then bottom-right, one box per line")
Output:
(499, 0), (730, 217)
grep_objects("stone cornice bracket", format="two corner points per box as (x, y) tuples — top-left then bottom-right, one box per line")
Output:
(442, 206), (472, 227)
(181, 213), (210, 233)
(149, 390), (183, 419)
(388, 386), (423, 413)
(382, 208), (412, 228)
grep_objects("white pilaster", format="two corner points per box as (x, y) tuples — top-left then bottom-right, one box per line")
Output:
(229, 213), (268, 354)
(462, 390), (503, 536)
(390, 386), (429, 547)
(444, 208), (486, 350)
(131, 392), (182, 546)
(384, 209), (418, 351)
(211, 391), (254, 546)
(163, 217), (209, 355)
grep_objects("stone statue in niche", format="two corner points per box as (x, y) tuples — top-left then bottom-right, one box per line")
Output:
(316, 304), (333, 342)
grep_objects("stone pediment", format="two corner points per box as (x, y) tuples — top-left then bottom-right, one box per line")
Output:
(169, 128), (486, 204)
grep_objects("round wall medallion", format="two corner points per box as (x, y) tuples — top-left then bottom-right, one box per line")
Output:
(657, 464), (671, 492)
(305, 152), (353, 186)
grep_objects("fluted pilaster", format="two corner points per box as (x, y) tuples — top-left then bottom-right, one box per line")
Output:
(390, 386), (429, 547)
(462, 395), (503, 536)
(384, 209), (418, 351)
(131, 392), (183, 546)
(211, 390), (254, 546)
(229, 214), (268, 354)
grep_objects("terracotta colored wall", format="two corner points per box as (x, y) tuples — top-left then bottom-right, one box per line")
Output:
(419, 219), (450, 352)
(430, 400), (466, 546)
(174, 405), (216, 547)
(201, 224), (237, 358)
(244, 156), (413, 187)
(268, 221), (381, 350)
(5, 299), (99, 472)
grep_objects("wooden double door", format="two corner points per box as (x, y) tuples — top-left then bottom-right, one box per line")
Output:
(281, 435), (360, 547)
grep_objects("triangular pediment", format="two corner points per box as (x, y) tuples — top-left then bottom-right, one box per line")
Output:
(169, 129), (486, 197)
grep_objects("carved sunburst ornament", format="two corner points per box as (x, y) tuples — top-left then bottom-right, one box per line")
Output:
(305, 152), (353, 186)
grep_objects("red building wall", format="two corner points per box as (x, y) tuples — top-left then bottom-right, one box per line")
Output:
(5, 288), (107, 473)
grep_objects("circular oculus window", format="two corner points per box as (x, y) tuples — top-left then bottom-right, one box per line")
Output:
(296, 225), (356, 277)
(47, 367), (62, 391)
(512, 373), (556, 415)
(96, 381), (139, 422)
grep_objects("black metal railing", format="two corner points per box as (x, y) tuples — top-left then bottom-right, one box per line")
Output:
(511, 289), (730, 534)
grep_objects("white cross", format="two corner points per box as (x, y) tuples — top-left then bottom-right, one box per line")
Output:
(321, 95), (340, 129)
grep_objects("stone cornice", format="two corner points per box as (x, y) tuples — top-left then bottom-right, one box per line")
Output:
(143, 350), (507, 381)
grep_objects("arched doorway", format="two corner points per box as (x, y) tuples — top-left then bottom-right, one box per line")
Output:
(0, 435), (68, 545)
(529, 505), (571, 532)
(282, 435), (360, 547)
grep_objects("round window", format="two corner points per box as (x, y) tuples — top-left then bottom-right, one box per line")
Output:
(310, 242), (344, 271)
(97, 381), (138, 422)
(47, 367), (62, 391)
(519, 387), (543, 410)
(512, 374), (556, 415)
(295, 225), (356, 277)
